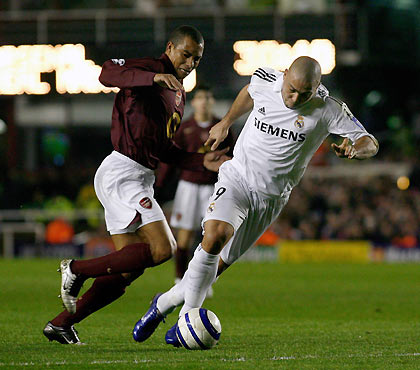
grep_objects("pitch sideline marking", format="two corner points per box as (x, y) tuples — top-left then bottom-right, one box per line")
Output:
(2, 353), (420, 366)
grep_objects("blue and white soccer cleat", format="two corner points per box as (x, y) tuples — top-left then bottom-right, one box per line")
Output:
(165, 323), (181, 347)
(133, 293), (165, 342)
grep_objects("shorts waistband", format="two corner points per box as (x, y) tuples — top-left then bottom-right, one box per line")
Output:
(110, 151), (154, 174)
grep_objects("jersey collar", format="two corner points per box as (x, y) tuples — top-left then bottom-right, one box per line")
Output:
(272, 71), (284, 93)
(159, 53), (179, 79)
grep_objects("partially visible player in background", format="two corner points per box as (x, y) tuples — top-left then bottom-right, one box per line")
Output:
(42, 25), (230, 345)
(156, 85), (234, 295)
(132, 56), (379, 346)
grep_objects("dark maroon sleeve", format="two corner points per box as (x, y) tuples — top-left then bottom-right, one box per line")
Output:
(160, 141), (205, 172)
(155, 162), (174, 188)
(99, 59), (157, 88)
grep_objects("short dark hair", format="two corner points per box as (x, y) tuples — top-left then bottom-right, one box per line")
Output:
(195, 84), (210, 92)
(193, 84), (212, 96)
(168, 25), (204, 46)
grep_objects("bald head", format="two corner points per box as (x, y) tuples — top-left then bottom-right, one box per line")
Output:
(281, 56), (322, 109)
(289, 56), (321, 85)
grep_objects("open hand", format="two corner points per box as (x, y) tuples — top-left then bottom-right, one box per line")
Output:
(331, 138), (357, 159)
(205, 120), (230, 151)
(153, 74), (184, 91)
(203, 147), (231, 172)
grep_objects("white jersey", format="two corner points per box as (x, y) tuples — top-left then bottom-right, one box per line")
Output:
(229, 67), (375, 197)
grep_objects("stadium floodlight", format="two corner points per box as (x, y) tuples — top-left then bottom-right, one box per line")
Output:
(0, 43), (197, 95)
(0, 44), (118, 95)
(397, 176), (410, 191)
(183, 69), (196, 92)
(233, 39), (336, 75)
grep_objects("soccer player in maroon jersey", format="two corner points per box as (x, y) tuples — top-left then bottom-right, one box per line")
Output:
(43, 25), (230, 345)
(155, 86), (235, 294)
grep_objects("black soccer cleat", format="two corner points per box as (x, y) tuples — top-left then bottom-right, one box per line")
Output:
(43, 321), (83, 344)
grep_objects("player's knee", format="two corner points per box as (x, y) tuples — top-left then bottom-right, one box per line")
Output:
(150, 238), (176, 264)
(203, 222), (234, 254)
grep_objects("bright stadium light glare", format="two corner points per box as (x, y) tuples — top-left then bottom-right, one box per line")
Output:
(233, 39), (336, 75)
(0, 119), (7, 134)
(397, 176), (410, 191)
(183, 69), (196, 92)
(0, 44), (119, 95)
(55, 44), (119, 94)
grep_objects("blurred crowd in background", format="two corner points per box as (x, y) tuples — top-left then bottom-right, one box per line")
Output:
(1, 0), (355, 13)
(0, 81), (419, 250)
(0, 0), (419, 252)
(277, 176), (420, 249)
(1, 132), (420, 249)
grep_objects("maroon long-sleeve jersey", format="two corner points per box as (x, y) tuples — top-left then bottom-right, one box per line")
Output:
(99, 54), (204, 171)
(156, 116), (235, 186)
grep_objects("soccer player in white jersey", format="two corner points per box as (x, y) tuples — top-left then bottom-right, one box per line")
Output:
(132, 56), (379, 346)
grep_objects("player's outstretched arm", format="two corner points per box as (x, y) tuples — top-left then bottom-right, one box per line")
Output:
(99, 60), (183, 90)
(205, 84), (253, 151)
(99, 59), (157, 88)
(331, 136), (379, 160)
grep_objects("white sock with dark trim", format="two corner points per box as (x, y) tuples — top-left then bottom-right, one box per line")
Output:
(179, 245), (219, 317)
(157, 245), (219, 317)
(156, 273), (187, 316)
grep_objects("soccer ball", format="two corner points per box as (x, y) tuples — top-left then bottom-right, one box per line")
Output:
(176, 308), (222, 350)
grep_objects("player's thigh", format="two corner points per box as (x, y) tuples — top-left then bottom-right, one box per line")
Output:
(111, 219), (176, 263)
(220, 193), (289, 265)
(202, 180), (250, 254)
(203, 178), (249, 237)
(198, 184), (216, 219)
(111, 232), (149, 251)
(95, 152), (165, 234)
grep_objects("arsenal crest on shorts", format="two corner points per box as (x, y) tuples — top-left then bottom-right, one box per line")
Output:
(139, 197), (152, 209)
(175, 90), (182, 106)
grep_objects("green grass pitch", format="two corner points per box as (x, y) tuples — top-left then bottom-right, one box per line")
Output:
(1, 258), (420, 369)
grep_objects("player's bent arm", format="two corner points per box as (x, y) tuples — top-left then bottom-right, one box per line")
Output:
(206, 84), (253, 150)
(99, 59), (156, 88)
(353, 135), (379, 159)
(153, 74), (184, 91)
(222, 84), (253, 126)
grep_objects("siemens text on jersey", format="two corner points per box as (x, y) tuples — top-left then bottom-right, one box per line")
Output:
(254, 117), (306, 142)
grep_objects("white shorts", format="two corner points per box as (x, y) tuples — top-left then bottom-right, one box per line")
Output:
(94, 151), (165, 235)
(203, 161), (290, 265)
(170, 180), (214, 231)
